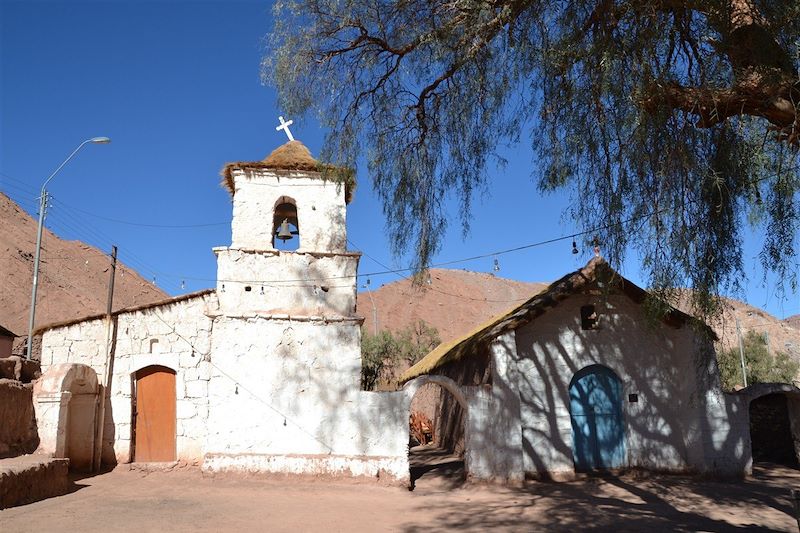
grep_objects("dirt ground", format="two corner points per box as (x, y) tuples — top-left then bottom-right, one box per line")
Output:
(2, 463), (799, 532)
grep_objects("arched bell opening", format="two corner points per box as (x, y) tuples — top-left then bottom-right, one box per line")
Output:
(272, 197), (300, 251)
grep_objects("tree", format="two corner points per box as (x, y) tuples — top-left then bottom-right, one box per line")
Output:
(717, 331), (799, 391)
(266, 1), (800, 315)
(360, 321), (441, 390)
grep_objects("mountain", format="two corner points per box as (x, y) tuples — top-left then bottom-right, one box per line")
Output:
(357, 269), (547, 342)
(0, 193), (168, 353)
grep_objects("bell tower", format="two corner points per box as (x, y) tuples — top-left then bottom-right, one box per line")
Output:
(214, 140), (359, 318)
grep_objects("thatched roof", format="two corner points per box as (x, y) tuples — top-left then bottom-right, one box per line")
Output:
(220, 140), (355, 203)
(33, 289), (215, 336)
(399, 257), (715, 383)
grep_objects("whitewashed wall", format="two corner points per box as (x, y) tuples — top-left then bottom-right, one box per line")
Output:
(230, 169), (347, 253)
(488, 294), (728, 478)
(203, 316), (410, 479)
(214, 248), (359, 317)
(39, 293), (215, 464)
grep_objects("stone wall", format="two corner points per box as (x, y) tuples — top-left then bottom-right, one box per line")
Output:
(39, 293), (215, 464)
(0, 379), (38, 458)
(39, 294), (413, 480)
(0, 357), (41, 459)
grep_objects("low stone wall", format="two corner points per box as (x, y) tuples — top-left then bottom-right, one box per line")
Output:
(0, 356), (41, 383)
(0, 379), (39, 458)
(0, 456), (69, 509)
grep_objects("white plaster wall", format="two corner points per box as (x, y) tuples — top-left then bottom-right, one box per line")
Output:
(230, 169), (347, 253)
(464, 333), (525, 482)
(511, 294), (716, 476)
(214, 248), (359, 317)
(205, 317), (408, 468)
(39, 294), (216, 464)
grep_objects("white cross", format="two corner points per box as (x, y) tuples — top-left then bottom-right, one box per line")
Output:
(276, 115), (295, 141)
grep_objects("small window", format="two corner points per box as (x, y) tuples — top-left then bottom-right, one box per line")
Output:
(244, 286), (252, 292)
(580, 305), (597, 330)
(149, 338), (160, 353)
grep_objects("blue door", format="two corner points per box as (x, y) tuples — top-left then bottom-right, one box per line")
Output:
(569, 365), (625, 471)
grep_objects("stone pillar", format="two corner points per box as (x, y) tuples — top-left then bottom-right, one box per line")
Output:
(33, 391), (71, 458)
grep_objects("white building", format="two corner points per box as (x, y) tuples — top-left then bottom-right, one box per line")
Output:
(35, 140), (411, 480)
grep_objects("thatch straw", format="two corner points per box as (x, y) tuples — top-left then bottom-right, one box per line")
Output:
(398, 257), (714, 383)
(220, 140), (355, 203)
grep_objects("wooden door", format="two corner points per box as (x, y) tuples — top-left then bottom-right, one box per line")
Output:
(134, 366), (176, 462)
(569, 365), (625, 471)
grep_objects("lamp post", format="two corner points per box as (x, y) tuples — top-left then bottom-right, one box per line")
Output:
(26, 137), (111, 360)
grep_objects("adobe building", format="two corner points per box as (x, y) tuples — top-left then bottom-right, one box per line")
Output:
(399, 259), (781, 480)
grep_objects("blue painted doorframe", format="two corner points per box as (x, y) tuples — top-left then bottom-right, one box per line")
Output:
(569, 365), (626, 471)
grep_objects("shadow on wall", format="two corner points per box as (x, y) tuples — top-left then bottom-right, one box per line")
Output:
(422, 294), (757, 479)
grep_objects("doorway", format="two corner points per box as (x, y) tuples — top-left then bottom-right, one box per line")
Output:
(569, 364), (626, 471)
(408, 380), (467, 489)
(133, 365), (176, 462)
(749, 393), (798, 467)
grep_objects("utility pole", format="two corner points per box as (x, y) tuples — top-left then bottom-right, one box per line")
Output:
(736, 316), (748, 388)
(764, 330), (772, 357)
(26, 190), (49, 359)
(362, 279), (378, 335)
(94, 246), (117, 471)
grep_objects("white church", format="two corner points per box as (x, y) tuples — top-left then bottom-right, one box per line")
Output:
(34, 137), (415, 480)
(31, 133), (778, 483)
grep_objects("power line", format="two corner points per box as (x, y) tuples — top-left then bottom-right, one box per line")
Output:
(51, 198), (229, 229)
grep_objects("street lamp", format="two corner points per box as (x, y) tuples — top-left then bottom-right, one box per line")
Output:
(26, 137), (111, 360)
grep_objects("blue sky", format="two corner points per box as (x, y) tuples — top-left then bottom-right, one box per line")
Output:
(0, 0), (794, 318)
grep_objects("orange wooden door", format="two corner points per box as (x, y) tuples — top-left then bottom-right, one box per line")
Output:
(134, 366), (176, 462)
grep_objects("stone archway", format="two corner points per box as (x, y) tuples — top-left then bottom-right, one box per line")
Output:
(403, 375), (468, 489)
(34, 363), (99, 472)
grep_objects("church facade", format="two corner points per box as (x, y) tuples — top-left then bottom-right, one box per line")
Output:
(35, 140), (412, 479)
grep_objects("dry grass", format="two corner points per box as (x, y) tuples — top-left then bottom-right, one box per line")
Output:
(220, 141), (355, 203)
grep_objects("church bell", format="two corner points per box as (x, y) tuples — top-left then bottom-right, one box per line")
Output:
(276, 218), (294, 241)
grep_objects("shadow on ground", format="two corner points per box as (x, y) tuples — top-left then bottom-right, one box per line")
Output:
(402, 464), (800, 532)
(409, 444), (465, 491)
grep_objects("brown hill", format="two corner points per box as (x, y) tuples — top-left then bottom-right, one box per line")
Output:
(679, 295), (800, 361)
(357, 269), (547, 342)
(0, 193), (168, 353)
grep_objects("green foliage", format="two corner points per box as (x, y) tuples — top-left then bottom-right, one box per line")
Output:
(267, 1), (800, 318)
(717, 331), (800, 391)
(360, 320), (441, 391)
